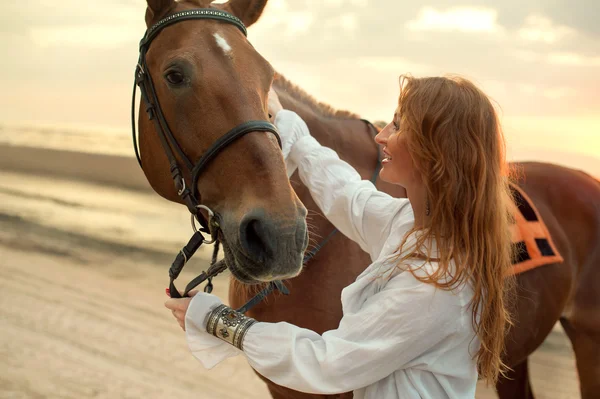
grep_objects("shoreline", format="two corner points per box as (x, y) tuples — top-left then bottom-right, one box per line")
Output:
(0, 143), (151, 192)
(0, 168), (216, 262)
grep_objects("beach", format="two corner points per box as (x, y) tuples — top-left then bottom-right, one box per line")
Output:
(2, 0), (598, 395)
(0, 142), (581, 398)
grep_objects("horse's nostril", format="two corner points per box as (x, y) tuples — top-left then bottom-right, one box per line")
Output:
(239, 214), (274, 262)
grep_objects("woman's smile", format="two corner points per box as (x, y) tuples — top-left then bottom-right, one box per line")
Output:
(382, 148), (393, 163)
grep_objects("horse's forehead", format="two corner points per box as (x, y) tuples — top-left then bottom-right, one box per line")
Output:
(175, 22), (244, 60)
(146, 25), (240, 71)
(212, 32), (233, 56)
(147, 17), (270, 84)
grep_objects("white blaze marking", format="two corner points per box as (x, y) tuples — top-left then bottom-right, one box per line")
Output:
(213, 33), (232, 55)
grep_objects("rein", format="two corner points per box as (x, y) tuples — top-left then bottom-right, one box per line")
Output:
(132, 8), (381, 313)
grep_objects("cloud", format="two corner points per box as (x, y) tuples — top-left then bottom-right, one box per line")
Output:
(547, 52), (600, 67)
(1, 0), (599, 128)
(325, 12), (358, 33)
(285, 13), (315, 35)
(355, 57), (435, 74)
(29, 25), (140, 48)
(406, 6), (504, 34)
(2, 0), (143, 32)
(518, 15), (576, 44)
(513, 49), (600, 67)
(247, 0), (314, 36)
(320, 0), (368, 7)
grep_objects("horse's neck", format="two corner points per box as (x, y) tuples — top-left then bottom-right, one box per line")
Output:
(274, 80), (407, 204)
(276, 90), (379, 179)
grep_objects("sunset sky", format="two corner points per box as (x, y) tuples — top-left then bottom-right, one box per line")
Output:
(1, 0), (598, 173)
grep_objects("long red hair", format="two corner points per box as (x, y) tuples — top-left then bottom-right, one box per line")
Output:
(393, 75), (515, 384)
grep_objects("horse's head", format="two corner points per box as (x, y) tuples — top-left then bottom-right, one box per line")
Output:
(137, 0), (308, 284)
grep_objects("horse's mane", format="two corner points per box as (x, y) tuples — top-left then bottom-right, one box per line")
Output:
(229, 76), (365, 298)
(274, 73), (360, 119)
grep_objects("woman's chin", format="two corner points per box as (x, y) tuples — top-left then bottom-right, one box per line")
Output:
(378, 168), (394, 184)
(378, 168), (404, 187)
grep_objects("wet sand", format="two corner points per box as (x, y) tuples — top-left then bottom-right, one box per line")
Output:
(0, 144), (150, 192)
(0, 215), (581, 399)
(0, 229), (268, 398)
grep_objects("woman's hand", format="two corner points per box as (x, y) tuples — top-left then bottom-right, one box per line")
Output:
(166, 290), (241, 369)
(164, 290), (198, 331)
(165, 290), (224, 332)
(267, 86), (313, 177)
(268, 86), (283, 122)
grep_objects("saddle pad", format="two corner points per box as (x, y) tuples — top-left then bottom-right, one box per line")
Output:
(508, 183), (564, 275)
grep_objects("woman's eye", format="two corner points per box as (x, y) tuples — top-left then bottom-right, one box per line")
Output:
(165, 71), (185, 85)
(393, 122), (400, 131)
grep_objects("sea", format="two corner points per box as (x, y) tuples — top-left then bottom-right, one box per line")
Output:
(0, 122), (216, 262)
(0, 122), (133, 156)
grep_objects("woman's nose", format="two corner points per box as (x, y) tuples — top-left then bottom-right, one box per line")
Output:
(375, 128), (389, 145)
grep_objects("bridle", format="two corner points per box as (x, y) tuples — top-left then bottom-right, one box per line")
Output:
(132, 8), (283, 302)
(131, 8), (382, 312)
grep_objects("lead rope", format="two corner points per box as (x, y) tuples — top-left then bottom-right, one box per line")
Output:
(204, 240), (220, 293)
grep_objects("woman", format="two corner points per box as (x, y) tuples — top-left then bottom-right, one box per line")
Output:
(165, 75), (515, 398)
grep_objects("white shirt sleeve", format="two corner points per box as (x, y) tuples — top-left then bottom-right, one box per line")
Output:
(242, 269), (464, 395)
(280, 112), (411, 260)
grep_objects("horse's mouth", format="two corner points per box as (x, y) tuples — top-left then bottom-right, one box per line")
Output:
(220, 239), (263, 285)
(220, 234), (305, 285)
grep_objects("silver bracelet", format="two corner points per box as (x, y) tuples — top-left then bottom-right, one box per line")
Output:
(206, 304), (257, 350)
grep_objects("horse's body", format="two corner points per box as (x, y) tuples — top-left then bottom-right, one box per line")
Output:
(495, 164), (600, 399)
(231, 79), (600, 399)
(137, 1), (600, 397)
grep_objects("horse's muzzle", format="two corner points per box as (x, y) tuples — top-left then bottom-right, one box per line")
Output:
(222, 208), (308, 283)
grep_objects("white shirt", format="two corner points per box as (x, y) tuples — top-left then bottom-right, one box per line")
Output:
(185, 112), (479, 399)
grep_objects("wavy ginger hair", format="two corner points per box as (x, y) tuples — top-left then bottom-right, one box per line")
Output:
(393, 75), (515, 384)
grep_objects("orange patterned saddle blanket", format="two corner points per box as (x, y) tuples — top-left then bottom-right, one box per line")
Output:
(508, 183), (564, 275)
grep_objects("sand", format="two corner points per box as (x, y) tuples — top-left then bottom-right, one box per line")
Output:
(0, 208), (581, 399)
(0, 145), (582, 398)
(0, 230), (268, 398)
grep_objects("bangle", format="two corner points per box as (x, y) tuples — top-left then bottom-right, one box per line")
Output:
(206, 304), (257, 350)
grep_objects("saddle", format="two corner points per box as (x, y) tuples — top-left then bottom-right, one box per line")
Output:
(508, 183), (564, 275)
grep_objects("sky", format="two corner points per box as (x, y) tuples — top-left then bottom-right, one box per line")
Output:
(1, 0), (598, 173)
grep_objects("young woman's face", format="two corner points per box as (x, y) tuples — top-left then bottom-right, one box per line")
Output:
(374, 110), (421, 189)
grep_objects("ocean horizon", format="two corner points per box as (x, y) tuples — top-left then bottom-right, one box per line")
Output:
(1, 119), (599, 178)
(0, 121), (133, 157)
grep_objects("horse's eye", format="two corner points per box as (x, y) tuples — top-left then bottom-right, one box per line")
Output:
(165, 71), (185, 85)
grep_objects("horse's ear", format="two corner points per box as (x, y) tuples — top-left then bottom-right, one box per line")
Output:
(214, 0), (268, 28)
(145, 0), (176, 26)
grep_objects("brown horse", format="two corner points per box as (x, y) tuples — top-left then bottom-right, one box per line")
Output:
(137, 1), (600, 398)
(136, 0), (310, 286)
